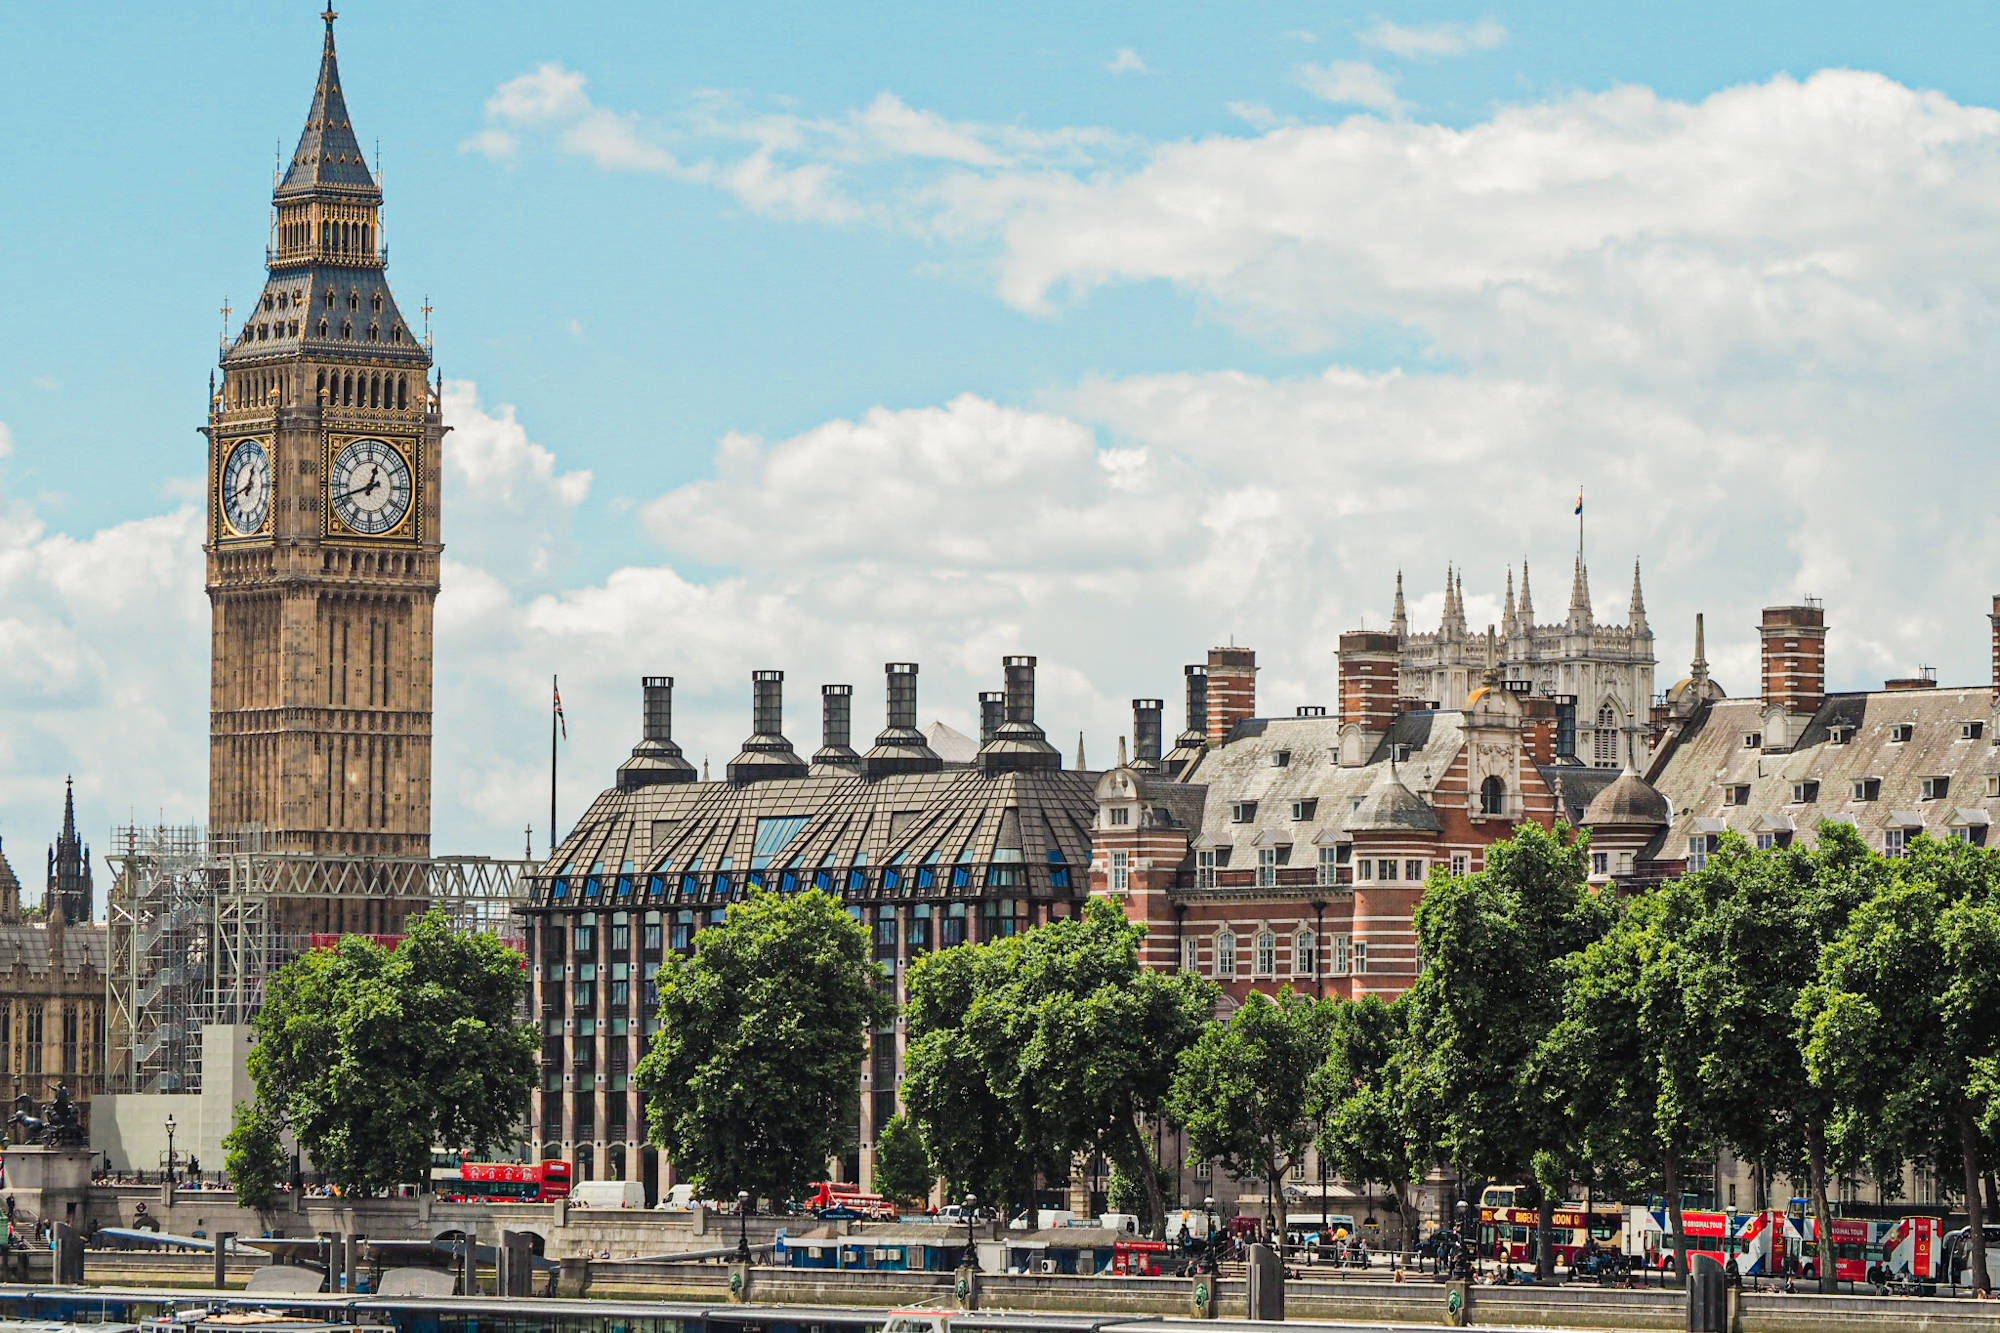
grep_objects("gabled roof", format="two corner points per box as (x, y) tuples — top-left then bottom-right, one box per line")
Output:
(1649, 687), (2000, 856)
(278, 9), (379, 198)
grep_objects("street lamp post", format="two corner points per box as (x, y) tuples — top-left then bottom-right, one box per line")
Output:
(963, 1193), (979, 1271)
(164, 1114), (177, 1186)
(735, 1190), (752, 1263)
(1204, 1195), (1216, 1273)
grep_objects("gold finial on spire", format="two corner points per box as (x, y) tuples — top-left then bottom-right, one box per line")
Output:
(323, 1), (338, 31)
(218, 298), (232, 352)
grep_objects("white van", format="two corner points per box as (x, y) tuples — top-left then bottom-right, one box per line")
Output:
(1008, 1209), (1079, 1230)
(569, 1179), (645, 1209)
(656, 1183), (701, 1210)
(1097, 1213), (1141, 1235)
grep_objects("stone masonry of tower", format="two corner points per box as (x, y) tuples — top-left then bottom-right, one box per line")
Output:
(1389, 554), (1656, 769)
(204, 7), (440, 935)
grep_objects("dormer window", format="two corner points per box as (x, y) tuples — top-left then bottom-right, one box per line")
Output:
(1829, 726), (1853, 745)
(1291, 799), (1317, 821)
(1791, 781), (1819, 804)
(371, 293), (382, 312)
(1921, 776), (1950, 801)
(1724, 784), (1751, 806)
(1272, 750), (1291, 768)
(1853, 777), (1882, 802)
(324, 288), (335, 308)
(1890, 723), (1914, 743)
(1742, 732), (1762, 749)
(1230, 802), (1257, 823)
(1108, 806), (1131, 827)
(262, 293), (273, 311)
(349, 290), (360, 310)
(1988, 775), (1999, 798)
(1962, 721), (1985, 741)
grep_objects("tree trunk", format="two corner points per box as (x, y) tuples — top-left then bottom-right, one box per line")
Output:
(1119, 1115), (1169, 1240)
(1958, 1103), (1989, 1294)
(1664, 1148), (1685, 1279)
(1537, 1190), (1555, 1280)
(1805, 1120), (1836, 1295)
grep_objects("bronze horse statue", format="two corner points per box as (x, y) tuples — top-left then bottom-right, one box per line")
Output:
(8, 1086), (84, 1148)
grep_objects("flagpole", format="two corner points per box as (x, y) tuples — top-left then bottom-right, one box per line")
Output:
(549, 673), (558, 860)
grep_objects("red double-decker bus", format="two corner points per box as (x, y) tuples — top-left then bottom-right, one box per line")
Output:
(437, 1160), (572, 1202)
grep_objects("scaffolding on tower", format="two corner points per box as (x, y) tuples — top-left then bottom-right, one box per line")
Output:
(106, 824), (533, 1094)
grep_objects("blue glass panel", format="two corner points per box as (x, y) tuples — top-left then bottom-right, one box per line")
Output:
(1051, 868), (1070, 889)
(584, 877), (602, 897)
(551, 878), (568, 899)
(847, 869), (865, 892)
(617, 876), (632, 895)
(815, 870), (832, 891)
(952, 866), (970, 888)
(681, 873), (698, 895)
(917, 867), (934, 889)
(883, 869), (901, 891)
(781, 871), (798, 892)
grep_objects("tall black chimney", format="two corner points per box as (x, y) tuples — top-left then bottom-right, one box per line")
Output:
(1162, 664), (1210, 779)
(979, 691), (1006, 745)
(811, 683), (861, 774)
(618, 676), (696, 789)
(1132, 698), (1163, 771)
(864, 663), (942, 777)
(727, 670), (807, 784)
(978, 655), (1061, 774)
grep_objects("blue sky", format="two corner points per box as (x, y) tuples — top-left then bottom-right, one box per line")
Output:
(4, 2), (2000, 875)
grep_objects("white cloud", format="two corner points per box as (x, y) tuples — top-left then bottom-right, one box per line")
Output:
(458, 128), (518, 160)
(0, 423), (12, 458)
(440, 381), (591, 584)
(1106, 48), (1148, 75)
(1361, 18), (1507, 58)
(1293, 60), (1408, 114)
(486, 63), (592, 123)
(1227, 101), (1293, 131)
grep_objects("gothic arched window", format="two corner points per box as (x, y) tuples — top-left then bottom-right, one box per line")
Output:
(1595, 704), (1619, 766)
(1480, 774), (1507, 815)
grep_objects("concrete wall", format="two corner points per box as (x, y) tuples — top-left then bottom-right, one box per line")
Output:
(91, 1025), (255, 1174)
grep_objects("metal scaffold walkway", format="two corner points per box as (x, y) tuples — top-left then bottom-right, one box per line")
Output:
(106, 823), (533, 1094)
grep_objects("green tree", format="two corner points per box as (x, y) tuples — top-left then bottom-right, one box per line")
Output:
(1170, 988), (1329, 1234)
(1400, 822), (1612, 1277)
(903, 936), (1037, 1213)
(904, 899), (1215, 1235)
(1532, 882), (1711, 1272)
(249, 908), (533, 1192)
(636, 888), (888, 1208)
(1801, 835), (2000, 1292)
(873, 1114), (935, 1208)
(222, 1100), (287, 1214)
(1671, 824), (1885, 1291)
(972, 898), (1216, 1235)
(1311, 996), (1416, 1246)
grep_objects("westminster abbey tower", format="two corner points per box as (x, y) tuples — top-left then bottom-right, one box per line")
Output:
(204, 6), (439, 909)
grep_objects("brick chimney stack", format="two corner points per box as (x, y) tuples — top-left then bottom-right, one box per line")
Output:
(1338, 630), (1400, 734)
(1990, 594), (2000, 705)
(1760, 604), (1827, 749)
(1206, 646), (1256, 746)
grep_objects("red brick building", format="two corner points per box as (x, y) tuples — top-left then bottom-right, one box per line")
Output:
(1088, 639), (1596, 1009)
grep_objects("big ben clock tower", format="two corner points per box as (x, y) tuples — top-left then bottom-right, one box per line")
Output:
(205, 5), (439, 925)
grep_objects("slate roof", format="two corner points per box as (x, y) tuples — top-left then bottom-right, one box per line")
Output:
(279, 15), (379, 197)
(0, 921), (107, 978)
(1540, 764), (1622, 826)
(529, 766), (1100, 910)
(1649, 688), (2000, 857)
(224, 267), (428, 369)
(1182, 711), (1466, 855)
(1582, 768), (1672, 826)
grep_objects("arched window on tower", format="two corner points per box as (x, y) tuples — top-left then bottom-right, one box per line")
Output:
(1595, 705), (1619, 767)
(1480, 774), (1507, 815)
(396, 376), (408, 411)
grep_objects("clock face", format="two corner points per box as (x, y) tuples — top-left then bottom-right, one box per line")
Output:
(221, 439), (272, 536)
(329, 437), (414, 536)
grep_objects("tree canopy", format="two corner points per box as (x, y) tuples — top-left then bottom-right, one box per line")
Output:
(248, 908), (534, 1192)
(1401, 821), (1611, 1275)
(635, 887), (888, 1207)
(1801, 835), (2000, 1292)
(872, 1114), (934, 1208)
(904, 898), (1214, 1234)
(222, 1099), (287, 1213)
(1170, 987), (1329, 1229)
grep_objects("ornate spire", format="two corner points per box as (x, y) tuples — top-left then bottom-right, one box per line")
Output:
(1503, 567), (1517, 638)
(1482, 625), (1501, 689)
(1628, 557), (1648, 633)
(279, 4), (377, 197)
(1455, 569), (1469, 638)
(1518, 560), (1535, 626)
(1690, 612), (1709, 683)
(1568, 552), (1593, 627)
(1391, 570), (1407, 638)
(1440, 566), (1455, 637)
